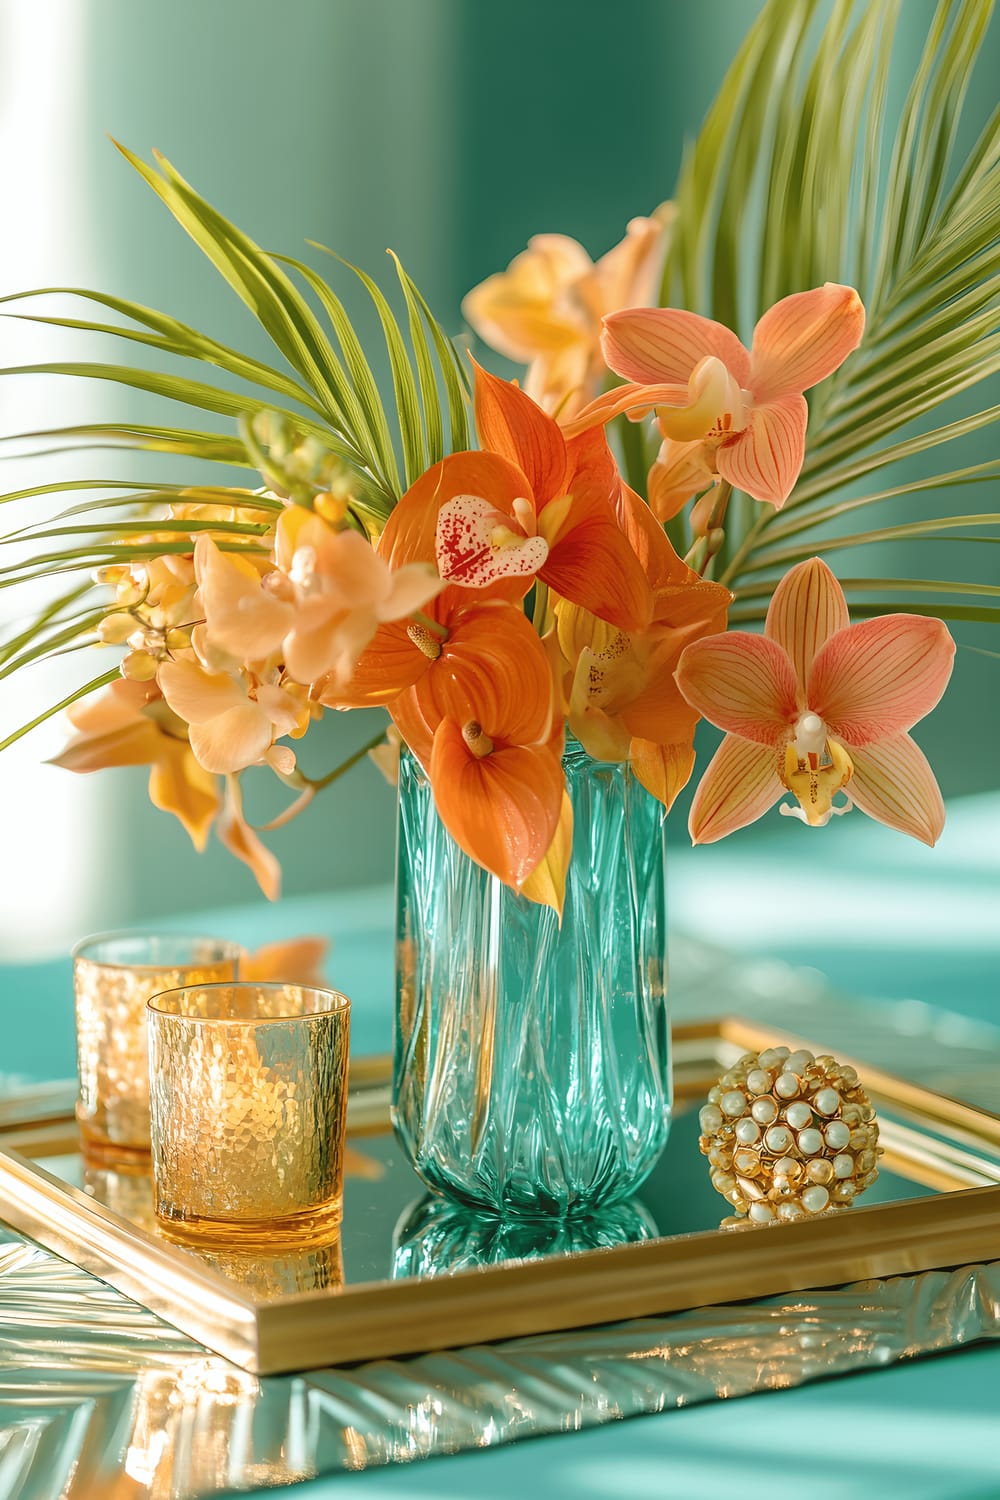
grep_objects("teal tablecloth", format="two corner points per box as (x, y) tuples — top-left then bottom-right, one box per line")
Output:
(1, 793), (998, 1499)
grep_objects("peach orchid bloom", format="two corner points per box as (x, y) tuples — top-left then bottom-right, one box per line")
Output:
(433, 365), (652, 631)
(569, 283), (865, 509)
(52, 679), (220, 849)
(463, 211), (669, 418)
(555, 482), (731, 809)
(675, 558), (955, 845)
(194, 515), (442, 689)
(157, 656), (308, 776)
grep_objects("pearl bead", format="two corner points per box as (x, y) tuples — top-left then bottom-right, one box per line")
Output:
(764, 1124), (792, 1153)
(749, 1202), (775, 1223)
(721, 1089), (746, 1116)
(840, 1066), (859, 1085)
(796, 1128), (824, 1155)
(806, 1159), (834, 1185)
(751, 1097), (779, 1125)
(774, 1072), (801, 1099)
(777, 1201), (804, 1221)
(758, 1048), (784, 1070)
(734, 1149), (760, 1175)
(773, 1156), (801, 1179)
(735, 1118), (761, 1145)
(833, 1153), (854, 1178)
(813, 1087), (841, 1116)
(801, 1184), (830, 1214)
(824, 1120), (851, 1150)
(784, 1102), (813, 1131)
(833, 1181), (856, 1201)
(785, 1050), (815, 1074)
(699, 1105), (724, 1133)
(746, 1069), (772, 1095)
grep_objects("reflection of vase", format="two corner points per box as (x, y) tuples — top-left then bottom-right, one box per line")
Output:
(393, 742), (671, 1215)
(391, 1193), (656, 1279)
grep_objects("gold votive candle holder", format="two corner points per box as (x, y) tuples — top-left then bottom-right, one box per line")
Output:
(147, 981), (351, 1246)
(73, 933), (242, 1164)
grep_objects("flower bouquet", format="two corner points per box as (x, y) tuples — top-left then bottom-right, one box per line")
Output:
(1, 1), (996, 1207)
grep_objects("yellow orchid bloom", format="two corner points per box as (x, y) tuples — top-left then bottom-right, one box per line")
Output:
(463, 210), (670, 418)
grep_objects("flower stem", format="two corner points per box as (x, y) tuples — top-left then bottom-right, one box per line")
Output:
(308, 726), (391, 791)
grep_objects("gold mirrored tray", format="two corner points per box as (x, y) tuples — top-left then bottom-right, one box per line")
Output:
(0, 1016), (998, 1376)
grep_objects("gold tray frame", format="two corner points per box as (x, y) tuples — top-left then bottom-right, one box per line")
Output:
(0, 1017), (998, 1376)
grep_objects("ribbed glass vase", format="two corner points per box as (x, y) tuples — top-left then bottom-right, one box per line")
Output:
(393, 742), (671, 1216)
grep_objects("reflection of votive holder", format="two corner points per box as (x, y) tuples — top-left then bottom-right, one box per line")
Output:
(391, 1193), (657, 1279)
(73, 933), (242, 1165)
(147, 981), (350, 1247)
(83, 1160), (159, 1233)
(191, 1238), (344, 1301)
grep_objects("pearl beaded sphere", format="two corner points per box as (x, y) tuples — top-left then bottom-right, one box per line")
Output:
(698, 1045), (881, 1227)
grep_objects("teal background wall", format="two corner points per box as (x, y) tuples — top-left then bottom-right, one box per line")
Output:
(1, 0), (997, 949)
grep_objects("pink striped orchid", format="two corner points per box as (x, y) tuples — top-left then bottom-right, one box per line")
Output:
(567, 284), (865, 510)
(675, 558), (955, 845)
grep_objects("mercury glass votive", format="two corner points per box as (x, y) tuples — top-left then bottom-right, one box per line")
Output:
(147, 982), (351, 1245)
(73, 933), (242, 1163)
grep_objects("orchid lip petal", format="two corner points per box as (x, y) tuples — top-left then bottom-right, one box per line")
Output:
(435, 493), (549, 586)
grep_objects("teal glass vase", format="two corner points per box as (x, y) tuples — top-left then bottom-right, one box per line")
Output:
(393, 742), (671, 1216)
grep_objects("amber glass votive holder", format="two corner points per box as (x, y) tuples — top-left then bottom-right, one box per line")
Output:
(73, 933), (242, 1164)
(147, 981), (351, 1246)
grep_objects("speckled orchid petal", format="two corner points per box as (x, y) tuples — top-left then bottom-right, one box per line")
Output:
(749, 283), (866, 402)
(688, 734), (785, 845)
(765, 557), (850, 695)
(378, 451), (532, 606)
(602, 306), (751, 387)
(675, 632), (798, 745)
(435, 493), (549, 588)
(846, 733), (946, 847)
(808, 614), (956, 747)
(715, 394), (808, 508)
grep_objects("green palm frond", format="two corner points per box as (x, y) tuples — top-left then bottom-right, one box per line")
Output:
(664, 0), (1000, 609)
(0, 147), (470, 747)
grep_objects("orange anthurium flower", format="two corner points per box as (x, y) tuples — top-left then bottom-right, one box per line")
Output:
(52, 679), (220, 849)
(432, 365), (652, 631)
(568, 283), (865, 509)
(340, 595), (554, 762)
(462, 212), (669, 418)
(676, 558), (955, 844)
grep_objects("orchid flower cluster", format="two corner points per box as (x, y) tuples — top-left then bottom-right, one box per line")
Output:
(52, 210), (955, 910)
